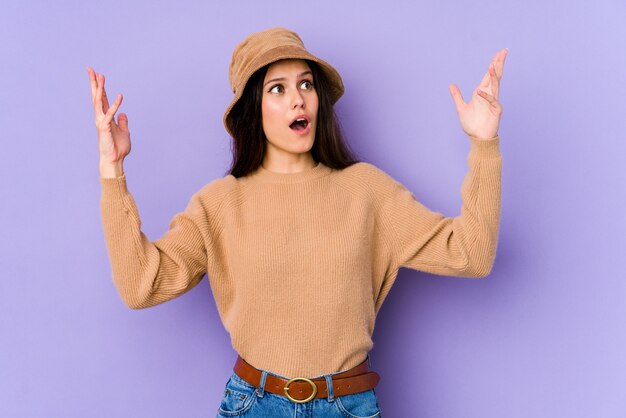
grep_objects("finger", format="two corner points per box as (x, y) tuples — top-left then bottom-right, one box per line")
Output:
(118, 112), (129, 132)
(100, 73), (111, 114)
(87, 67), (97, 103)
(489, 62), (499, 100)
(495, 48), (507, 79)
(477, 89), (501, 111)
(95, 73), (104, 115)
(478, 90), (503, 115)
(476, 88), (495, 103)
(103, 93), (123, 125)
(478, 66), (491, 88)
(102, 87), (110, 114)
(449, 83), (466, 112)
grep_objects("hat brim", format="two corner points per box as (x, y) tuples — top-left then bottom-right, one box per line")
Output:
(223, 44), (344, 138)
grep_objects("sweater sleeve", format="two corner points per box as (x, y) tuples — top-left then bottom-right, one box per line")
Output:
(99, 175), (215, 309)
(376, 135), (502, 278)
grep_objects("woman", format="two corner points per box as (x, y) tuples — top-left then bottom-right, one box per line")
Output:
(88, 27), (507, 417)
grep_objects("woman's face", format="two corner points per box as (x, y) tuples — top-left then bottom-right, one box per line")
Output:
(261, 59), (318, 164)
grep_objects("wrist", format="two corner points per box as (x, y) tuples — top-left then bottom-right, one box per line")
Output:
(99, 160), (125, 178)
(469, 133), (499, 141)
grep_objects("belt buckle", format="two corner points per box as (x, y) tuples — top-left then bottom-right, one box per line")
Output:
(284, 377), (317, 403)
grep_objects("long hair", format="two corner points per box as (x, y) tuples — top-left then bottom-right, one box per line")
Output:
(225, 60), (360, 178)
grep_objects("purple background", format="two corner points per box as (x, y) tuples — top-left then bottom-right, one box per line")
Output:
(1, 1), (625, 417)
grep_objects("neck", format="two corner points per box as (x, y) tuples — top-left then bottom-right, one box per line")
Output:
(250, 161), (332, 184)
(261, 150), (317, 174)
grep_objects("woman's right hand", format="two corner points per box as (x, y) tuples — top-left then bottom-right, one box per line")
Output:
(87, 67), (131, 177)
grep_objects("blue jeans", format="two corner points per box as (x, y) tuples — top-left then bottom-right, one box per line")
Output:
(215, 357), (382, 417)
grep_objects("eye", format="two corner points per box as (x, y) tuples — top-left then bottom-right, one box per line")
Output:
(300, 80), (314, 90)
(269, 84), (284, 94)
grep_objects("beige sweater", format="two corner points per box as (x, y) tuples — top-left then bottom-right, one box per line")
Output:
(100, 134), (502, 378)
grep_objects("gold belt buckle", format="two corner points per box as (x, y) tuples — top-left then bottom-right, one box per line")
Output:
(284, 377), (317, 403)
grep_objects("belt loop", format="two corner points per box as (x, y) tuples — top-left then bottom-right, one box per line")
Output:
(256, 371), (268, 398)
(324, 374), (335, 402)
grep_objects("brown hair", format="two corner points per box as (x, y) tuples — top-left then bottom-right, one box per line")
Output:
(225, 59), (360, 178)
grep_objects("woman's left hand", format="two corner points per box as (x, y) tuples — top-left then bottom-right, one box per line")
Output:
(449, 48), (508, 140)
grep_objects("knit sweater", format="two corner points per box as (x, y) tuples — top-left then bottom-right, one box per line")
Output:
(99, 134), (502, 378)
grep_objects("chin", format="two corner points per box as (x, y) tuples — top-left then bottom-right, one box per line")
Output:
(288, 141), (314, 154)
(287, 130), (316, 147)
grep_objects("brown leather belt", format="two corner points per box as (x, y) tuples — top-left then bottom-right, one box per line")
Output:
(233, 355), (381, 403)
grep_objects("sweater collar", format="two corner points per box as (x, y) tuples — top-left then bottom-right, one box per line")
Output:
(250, 161), (332, 184)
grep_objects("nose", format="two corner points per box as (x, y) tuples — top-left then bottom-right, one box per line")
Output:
(290, 88), (305, 109)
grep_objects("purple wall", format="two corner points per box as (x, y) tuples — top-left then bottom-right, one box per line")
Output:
(1, 1), (625, 416)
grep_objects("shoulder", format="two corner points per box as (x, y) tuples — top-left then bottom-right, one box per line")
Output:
(342, 161), (397, 180)
(188, 174), (240, 215)
(337, 161), (387, 181)
(196, 174), (238, 195)
(337, 161), (403, 198)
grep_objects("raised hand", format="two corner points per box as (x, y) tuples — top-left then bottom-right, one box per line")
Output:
(87, 67), (131, 176)
(449, 48), (508, 140)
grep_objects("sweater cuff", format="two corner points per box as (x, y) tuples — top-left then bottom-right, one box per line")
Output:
(100, 174), (130, 201)
(468, 134), (501, 160)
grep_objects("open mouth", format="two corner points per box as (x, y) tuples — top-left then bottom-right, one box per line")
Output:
(289, 118), (309, 132)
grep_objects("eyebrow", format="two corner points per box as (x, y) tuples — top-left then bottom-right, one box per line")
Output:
(263, 70), (313, 88)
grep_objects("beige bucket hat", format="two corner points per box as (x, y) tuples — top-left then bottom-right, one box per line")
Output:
(223, 27), (345, 137)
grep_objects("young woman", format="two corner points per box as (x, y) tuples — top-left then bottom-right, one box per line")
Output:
(88, 27), (507, 417)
